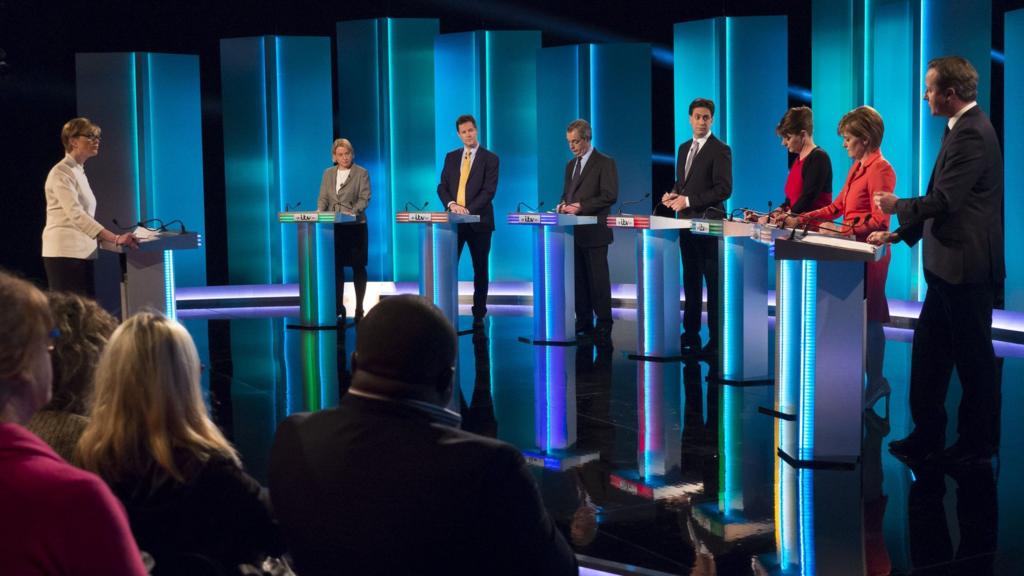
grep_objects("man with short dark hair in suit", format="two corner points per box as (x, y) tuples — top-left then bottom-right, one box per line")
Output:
(871, 56), (1004, 466)
(268, 295), (577, 576)
(557, 119), (619, 350)
(437, 114), (500, 330)
(662, 98), (733, 358)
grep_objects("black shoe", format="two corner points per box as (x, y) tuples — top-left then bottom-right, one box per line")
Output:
(941, 442), (995, 468)
(889, 434), (943, 462)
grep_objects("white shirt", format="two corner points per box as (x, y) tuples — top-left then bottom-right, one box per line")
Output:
(335, 167), (351, 192)
(42, 154), (105, 259)
(948, 101), (978, 130)
(573, 145), (595, 175)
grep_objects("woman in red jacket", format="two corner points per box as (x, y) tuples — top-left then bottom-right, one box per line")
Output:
(781, 105), (895, 409)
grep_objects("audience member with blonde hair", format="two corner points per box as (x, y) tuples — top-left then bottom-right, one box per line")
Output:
(0, 270), (147, 575)
(26, 291), (117, 461)
(78, 311), (283, 575)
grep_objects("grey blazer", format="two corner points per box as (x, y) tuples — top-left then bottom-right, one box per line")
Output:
(317, 163), (371, 220)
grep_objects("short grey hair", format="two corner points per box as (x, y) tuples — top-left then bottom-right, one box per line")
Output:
(566, 119), (592, 141)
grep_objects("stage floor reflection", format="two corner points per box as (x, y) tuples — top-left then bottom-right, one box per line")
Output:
(200, 308), (1024, 575)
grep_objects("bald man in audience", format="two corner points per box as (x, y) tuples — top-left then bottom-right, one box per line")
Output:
(269, 295), (577, 575)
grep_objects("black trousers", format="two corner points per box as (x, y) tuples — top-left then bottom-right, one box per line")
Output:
(43, 256), (95, 298)
(456, 225), (492, 319)
(909, 271), (1000, 451)
(333, 223), (368, 317)
(679, 230), (719, 347)
(573, 243), (612, 331)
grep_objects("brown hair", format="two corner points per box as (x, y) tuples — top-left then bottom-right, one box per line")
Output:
(455, 114), (477, 131)
(0, 270), (52, 382)
(928, 56), (979, 102)
(61, 117), (101, 153)
(838, 105), (885, 150)
(776, 106), (814, 137)
(44, 292), (118, 415)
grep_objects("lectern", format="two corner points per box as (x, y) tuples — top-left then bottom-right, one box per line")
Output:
(100, 231), (201, 321)
(506, 212), (596, 345)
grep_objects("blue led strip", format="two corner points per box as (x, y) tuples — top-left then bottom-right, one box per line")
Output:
(722, 239), (735, 377)
(916, 0), (929, 301)
(799, 260), (817, 460)
(640, 230), (655, 355)
(642, 361), (655, 479)
(720, 383), (739, 512)
(164, 250), (176, 320)
(544, 226), (556, 341)
(545, 346), (555, 450)
(798, 467), (816, 574)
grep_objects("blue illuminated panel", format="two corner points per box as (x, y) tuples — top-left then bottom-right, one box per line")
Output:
(1008, 9), (1024, 311)
(337, 19), (439, 282)
(434, 30), (541, 281)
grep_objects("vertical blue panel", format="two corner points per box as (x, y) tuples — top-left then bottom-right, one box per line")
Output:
(434, 31), (481, 284)
(1008, 9), (1024, 311)
(221, 35), (332, 434)
(537, 46), (586, 209)
(591, 43), (652, 284)
(221, 37), (274, 285)
(812, 0), (864, 190)
(673, 20), (724, 151)
(485, 31), (541, 281)
(919, 1), (992, 299)
(871, 0), (918, 301)
(725, 17), (788, 213)
(337, 19), (439, 281)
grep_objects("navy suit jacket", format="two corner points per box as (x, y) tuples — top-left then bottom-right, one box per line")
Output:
(437, 146), (499, 231)
(672, 134), (732, 219)
(896, 106), (1004, 285)
(560, 149), (619, 247)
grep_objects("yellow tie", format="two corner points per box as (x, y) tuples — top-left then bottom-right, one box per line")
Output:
(456, 151), (471, 207)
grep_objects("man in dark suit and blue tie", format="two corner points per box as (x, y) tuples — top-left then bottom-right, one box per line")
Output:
(557, 119), (619, 350)
(662, 98), (733, 359)
(437, 115), (500, 330)
(871, 56), (1004, 465)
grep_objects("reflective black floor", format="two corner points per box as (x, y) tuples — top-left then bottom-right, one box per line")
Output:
(193, 308), (1024, 575)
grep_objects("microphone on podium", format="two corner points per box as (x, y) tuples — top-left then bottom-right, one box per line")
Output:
(284, 201), (302, 212)
(617, 192), (651, 215)
(404, 200), (429, 212)
(516, 200), (545, 213)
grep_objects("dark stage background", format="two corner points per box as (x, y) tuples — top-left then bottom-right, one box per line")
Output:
(1, 0), (1020, 286)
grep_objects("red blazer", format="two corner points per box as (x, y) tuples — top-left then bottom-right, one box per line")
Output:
(800, 149), (896, 323)
(800, 149), (894, 241)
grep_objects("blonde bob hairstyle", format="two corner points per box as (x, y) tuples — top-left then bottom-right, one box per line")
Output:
(78, 312), (238, 482)
(61, 117), (101, 154)
(332, 138), (354, 156)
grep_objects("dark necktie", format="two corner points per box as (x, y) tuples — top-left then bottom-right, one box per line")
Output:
(572, 157), (582, 182)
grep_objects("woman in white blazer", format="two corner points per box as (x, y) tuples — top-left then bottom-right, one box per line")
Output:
(42, 118), (139, 296)
(316, 138), (371, 322)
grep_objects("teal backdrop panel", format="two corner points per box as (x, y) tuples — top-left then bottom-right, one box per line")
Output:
(435, 30), (541, 282)
(337, 18), (439, 282)
(870, 0), (919, 301)
(811, 0), (865, 191)
(590, 43), (652, 284)
(724, 17), (788, 214)
(1007, 9), (1024, 311)
(537, 43), (650, 284)
(220, 36), (333, 443)
(537, 45), (588, 210)
(76, 52), (210, 395)
(673, 19), (725, 154)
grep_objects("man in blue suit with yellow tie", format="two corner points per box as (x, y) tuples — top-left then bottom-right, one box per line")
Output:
(437, 114), (500, 330)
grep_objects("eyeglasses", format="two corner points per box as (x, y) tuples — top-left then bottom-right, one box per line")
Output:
(46, 327), (61, 353)
(77, 134), (102, 142)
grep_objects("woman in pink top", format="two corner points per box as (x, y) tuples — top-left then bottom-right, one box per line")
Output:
(0, 271), (147, 576)
(782, 106), (896, 409)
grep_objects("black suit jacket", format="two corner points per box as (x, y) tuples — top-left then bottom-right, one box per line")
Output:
(896, 106), (1004, 285)
(268, 394), (577, 576)
(437, 146), (500, 231)
(673, 134), (732, 219)
(560, 149), (619, 247)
